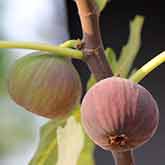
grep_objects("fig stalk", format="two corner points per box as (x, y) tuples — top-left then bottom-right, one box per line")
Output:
(112, 151), (135, 165)
(60, 39), (81, 49)
(130, 51), (165, 83)
(0, 41), (83, 59)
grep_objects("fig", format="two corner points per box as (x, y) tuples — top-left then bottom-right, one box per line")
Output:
(81, 77), (159, 152)
(8, 52), (82, 118)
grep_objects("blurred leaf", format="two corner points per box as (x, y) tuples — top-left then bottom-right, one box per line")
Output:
(72, 107), (95, 165)
(30, 107), (95, 165)
(95, 0), (109, 12)
(56, 116), (84, 165)
(105, 47), (117, 74)
(77, 134), (95, 165)
(87, 74), (96, 90)
(29, 118), (65, 165)
(115, 15), (144, 78)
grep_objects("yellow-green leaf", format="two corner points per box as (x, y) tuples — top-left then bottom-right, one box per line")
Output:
(29, 118), (65, 165)
(116, 15), (144, 78)
(87, 74), (96, 90)
(56, 116), (84, 165)
(77, 134), (95, 165)
(95, 0), (109, 12)
(105, 47), (117, 74)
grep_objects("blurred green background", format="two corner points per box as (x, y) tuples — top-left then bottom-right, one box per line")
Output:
(0, 0), (68, 164)
(0, 1), (35, 163)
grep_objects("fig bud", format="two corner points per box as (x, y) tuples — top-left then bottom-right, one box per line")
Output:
(8, 52), (82, 118)
(81, 77), (159, 152)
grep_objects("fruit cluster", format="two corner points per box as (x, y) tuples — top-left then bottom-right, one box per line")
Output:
(8, 53), (159, 152)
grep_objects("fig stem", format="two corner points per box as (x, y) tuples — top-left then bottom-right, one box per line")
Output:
(112, 150), (135, 165)
(75, 0), (113, 81)
(60, 39), (81, 48)
(130, 51), (165, 83)
(0, 40), (84, 60)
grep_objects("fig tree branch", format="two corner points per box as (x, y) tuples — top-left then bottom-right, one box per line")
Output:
(75, 0), (113, 81)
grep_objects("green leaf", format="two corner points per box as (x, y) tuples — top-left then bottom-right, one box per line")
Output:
(116, 15), (144, 78)
(95, 0), (109, 12)
(105, 48), (117, 74)
(56, 116), (84, 165)
(77, 134), (95, 165)
(29, 108), (95, 165)
(87, 74), (96, 90)
(29, 118), (65, 165)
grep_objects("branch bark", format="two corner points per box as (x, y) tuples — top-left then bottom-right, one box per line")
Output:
(75, 0), (113, 81)
(112, 150), (135, 165)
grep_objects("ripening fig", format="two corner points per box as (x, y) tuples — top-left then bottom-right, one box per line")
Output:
(81, 77), (159, 152)
(8, 52), (82, 118)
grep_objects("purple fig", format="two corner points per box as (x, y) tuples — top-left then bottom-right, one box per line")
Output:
(8, 52), (82, 118)
(81, 77), (159, 151)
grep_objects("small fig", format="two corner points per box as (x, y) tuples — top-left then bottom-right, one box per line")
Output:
(81, 77), (159, 152)
(8, 52), (82, 118)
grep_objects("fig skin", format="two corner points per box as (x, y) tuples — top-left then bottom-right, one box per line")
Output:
(81, 77), (159, 152)
(8, 52), (82, 118)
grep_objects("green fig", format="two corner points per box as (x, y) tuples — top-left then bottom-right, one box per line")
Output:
(8, 52), (82, 118)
